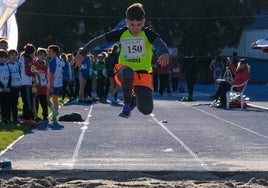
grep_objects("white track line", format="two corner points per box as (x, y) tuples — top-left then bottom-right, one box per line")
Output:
(182, 102), (268, 140)
(150, 114), (211, 171)
(0, 100), (69, 157)
(196, 91), (268, 110)
(247, 103), (268, 111)
(68, 104), (94, 170)
(0, 135), (24, 156)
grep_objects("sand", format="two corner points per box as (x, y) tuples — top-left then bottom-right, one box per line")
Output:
(1, 170), (268, 187)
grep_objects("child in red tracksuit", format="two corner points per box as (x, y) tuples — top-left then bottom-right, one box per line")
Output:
(32, 48), (49, 122)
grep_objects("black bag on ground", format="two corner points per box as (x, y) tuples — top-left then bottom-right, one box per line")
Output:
(58, 112), (83, 122)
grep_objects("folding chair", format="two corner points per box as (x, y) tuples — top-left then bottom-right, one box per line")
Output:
(226, 80), (249, 109)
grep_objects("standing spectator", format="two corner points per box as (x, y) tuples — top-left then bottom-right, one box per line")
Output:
(67, 53), (76, 100)
(152, 54), (159, 92)
(209, 56), (224, 88)
(31, 65), (39, 122)
(104, 44), (119, 103)
(0, 38), (8, 50)
(67, 53), (75, 100)
(95, 52), (107, 102)
(33, 48), (49, 122)
(170, 58), (182, 92)
(47, 45), (63, 122)
(91, 57), (98, 100)
(19, 43), (36, 127)
(84, 54), (94, 102)
(181, 51), (198, 101)
(31, 53), (44, 122)
(73, 52), (80, 99)
(0, 49), (11, 124)
(158, 56), (172, 96)
(7, 49), (21, 124)
(77, 48), (90, 102)
(60, 53), (73, 101)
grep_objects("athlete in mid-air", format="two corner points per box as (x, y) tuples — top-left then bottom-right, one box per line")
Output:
(74, 3), (169, 118)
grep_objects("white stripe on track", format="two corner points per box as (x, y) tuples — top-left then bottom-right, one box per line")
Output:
(181, 101), (268, 140)
(68, 105), (94, 170)
(0, 135), (24, 156)
(150, 114), (211, 171)
(195, 91), (268, 111)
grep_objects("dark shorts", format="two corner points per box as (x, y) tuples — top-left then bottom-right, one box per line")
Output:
(51, 87), (62, 96)
(32, 92), (37, 99)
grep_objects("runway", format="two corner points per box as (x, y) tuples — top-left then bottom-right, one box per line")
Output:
(1, 85), (268, 172)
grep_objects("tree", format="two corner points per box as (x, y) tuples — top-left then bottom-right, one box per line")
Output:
(148, 0), (254, 56)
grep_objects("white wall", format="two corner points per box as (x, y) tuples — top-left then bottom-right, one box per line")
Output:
(220, 29), (268, 60)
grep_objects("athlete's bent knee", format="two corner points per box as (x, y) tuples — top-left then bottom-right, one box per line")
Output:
(138, 105), (153, 115)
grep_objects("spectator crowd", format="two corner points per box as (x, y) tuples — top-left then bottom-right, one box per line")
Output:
(0, 36), (250, 127)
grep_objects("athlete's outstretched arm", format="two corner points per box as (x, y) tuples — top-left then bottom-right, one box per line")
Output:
(73, 35), (107, 67)
(153, 38), (169, 67)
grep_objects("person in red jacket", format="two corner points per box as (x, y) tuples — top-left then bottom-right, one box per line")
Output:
(170, 58), (182, 92)
(158, 57), (172, 96)
(211, 59), (250, 108)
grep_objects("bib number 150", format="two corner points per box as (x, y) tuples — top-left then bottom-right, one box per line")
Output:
(122, 37), (145, 59)
(127, 45), (143, 54)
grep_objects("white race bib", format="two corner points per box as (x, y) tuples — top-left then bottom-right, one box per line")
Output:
(12, 74), (21, 85)
(39, 73), (47, 86)
(121, 37), (145, 59)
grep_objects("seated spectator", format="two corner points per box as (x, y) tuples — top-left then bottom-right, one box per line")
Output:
(210, 59), (250, 108)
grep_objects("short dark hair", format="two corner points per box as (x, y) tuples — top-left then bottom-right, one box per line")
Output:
(112, 44), (119, 52)
(60, 53), (67, 61)
(232, 51), (237, 57)
(24, 43), (36, 55)
(48, 45), (60, 55)
(0, 38), (8, 48)
(8, 49), (18, 56)
(0, 49), (8, 58)
(239, 58), (247, 64)
(37, 47), (47, 56)
(126, 3), (145, 21)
